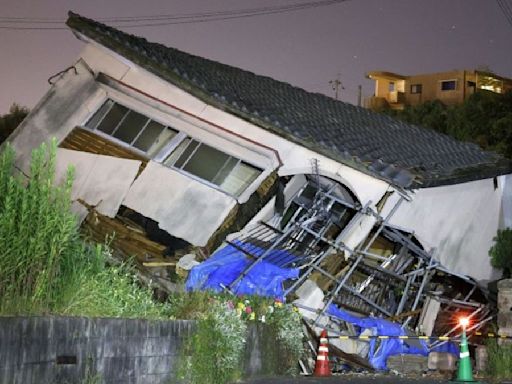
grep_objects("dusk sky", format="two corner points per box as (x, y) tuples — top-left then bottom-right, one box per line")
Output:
(1, 0), (511, 114)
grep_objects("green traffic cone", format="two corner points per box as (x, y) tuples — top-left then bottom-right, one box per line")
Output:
(450, 327), (482, 383)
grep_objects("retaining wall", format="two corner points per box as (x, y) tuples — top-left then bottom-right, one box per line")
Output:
(0, 316), (286, 384)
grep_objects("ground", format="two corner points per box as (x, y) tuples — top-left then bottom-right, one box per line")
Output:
(241, 374), (492, 384)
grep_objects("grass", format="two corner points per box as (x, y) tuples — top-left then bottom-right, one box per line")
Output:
(486, 339), (512, 380)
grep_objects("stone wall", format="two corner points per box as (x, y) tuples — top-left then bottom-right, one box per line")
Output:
(498, 279), (512, 341)
(0, 316), (287, 384)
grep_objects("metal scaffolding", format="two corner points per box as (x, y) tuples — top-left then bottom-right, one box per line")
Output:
(221, 163), (492, 354)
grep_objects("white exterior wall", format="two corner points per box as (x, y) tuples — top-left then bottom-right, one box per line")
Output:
(79, 41), (391, 209)
(55, 148), (141, 218)
(2, 59), (101, 172)
(123, 161), (236, 246)
(72, 41), (391, 247)
(382, 176), (508, 282)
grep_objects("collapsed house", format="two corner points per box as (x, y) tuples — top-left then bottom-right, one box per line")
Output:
(4, 12), (512, 370)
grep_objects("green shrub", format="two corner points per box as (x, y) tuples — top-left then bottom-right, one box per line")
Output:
(179, 299), (247, 384)
(176, 293), (304, 383)
(489, 228), (512, 278)
(486, 339), (512, 379)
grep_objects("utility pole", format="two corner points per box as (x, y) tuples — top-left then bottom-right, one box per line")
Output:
(357, 85), (362, 107)
(329, 74), (344, 100)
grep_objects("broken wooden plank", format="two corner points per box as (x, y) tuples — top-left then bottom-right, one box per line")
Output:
(142, 262), (176, 267)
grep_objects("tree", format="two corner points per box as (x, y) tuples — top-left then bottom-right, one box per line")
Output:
(489, 228), (512, 278)
(0, 103), (29, 144)
(385, 90), (512, 158)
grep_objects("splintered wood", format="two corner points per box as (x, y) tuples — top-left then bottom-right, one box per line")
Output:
(82, 209), (168, 264)
(60, 127), (148, 175)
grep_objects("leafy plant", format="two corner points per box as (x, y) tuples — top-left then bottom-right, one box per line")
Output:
(175, 293), (304, 382)
(489, 228), (512, 278)
(267, 302), (304, 374)
(179, 299), (247, 384)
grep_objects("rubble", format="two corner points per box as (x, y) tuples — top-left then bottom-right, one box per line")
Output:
(186, 165), (494, 372)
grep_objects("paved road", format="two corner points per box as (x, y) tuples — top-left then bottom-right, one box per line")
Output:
(242, 375), (472, 383)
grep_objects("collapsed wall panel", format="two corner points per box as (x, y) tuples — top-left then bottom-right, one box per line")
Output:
(55, 148), (141, 218)
(122, 161), (237, 246)
(381, 177), (502, 281)
(60, 127), (148, 174)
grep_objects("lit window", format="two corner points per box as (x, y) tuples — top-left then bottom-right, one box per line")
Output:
(85, 99), (262, 196)
(410, 84), (422, 94)
(440, 80), (456, 91)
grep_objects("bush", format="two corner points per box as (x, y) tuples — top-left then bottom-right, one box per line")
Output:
(179, 299), (247, 384)
(176, 293), (304, 383)
(489, 228), (512, 278)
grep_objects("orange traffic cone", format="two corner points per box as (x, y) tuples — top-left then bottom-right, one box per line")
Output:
(314, 329), (331, 377)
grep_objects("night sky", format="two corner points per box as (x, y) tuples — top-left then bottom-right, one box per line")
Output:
(0, 0), (511, 114)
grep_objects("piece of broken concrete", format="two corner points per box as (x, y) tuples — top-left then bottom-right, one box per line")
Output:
(427, 351), (457, 372)
(176, 253), (200, 279)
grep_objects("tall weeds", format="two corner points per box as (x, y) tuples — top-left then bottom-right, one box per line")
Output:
(0, 141), (169, 318)
(0, 140), (79, 312)
(486, 339), (512, 380)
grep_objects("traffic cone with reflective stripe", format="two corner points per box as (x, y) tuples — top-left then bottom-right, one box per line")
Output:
(314, 329), (331, 377)
(450, 327), (481, 383)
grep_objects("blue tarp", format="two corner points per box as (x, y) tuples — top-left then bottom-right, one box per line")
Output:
(185, 242), (299, 300)
(327, 304), (458, 370)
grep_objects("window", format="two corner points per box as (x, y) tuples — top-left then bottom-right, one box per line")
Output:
(440, 80), (456, 91)
(388, 82), (395, 92)
(86, 99), (262, 196)
(410, 84), (422, 94)
(164, 138), (261, 196)
(86, 99), (178, 157)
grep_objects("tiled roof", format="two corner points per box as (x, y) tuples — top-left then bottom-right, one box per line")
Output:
(67, 12), (512, 188)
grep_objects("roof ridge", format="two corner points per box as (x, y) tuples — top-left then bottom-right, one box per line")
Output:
(65, 11), (512, 188)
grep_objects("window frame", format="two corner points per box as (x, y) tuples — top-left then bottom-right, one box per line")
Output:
(440, 79), (457, 91)
(410, 84), (422, 94)
(83, 98), (264, 198)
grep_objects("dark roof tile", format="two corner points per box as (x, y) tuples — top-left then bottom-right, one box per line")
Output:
(67, 12), (512, 188)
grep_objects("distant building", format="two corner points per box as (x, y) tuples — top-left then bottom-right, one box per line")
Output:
(365, 69), (512, 110)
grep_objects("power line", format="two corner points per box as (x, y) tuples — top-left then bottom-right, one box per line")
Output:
(496, 0), (512, 28)
(0, 0), (350, 30)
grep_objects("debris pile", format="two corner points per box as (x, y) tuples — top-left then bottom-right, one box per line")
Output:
(186, 168), (493, 372)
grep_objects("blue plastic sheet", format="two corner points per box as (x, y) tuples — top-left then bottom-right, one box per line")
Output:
(185, 242), (299, 299)
(327, 304), (458, 370)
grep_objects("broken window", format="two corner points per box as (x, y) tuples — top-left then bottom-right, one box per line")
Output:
(85, 99), (262, 197)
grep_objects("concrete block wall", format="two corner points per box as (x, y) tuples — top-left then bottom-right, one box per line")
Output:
(498, 279), (512, 342)
(0, 316), (194, 384)
(0, 316), (290, 384)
